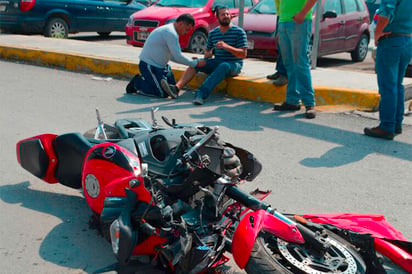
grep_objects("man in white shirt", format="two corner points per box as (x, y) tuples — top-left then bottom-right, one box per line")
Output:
(126, 13), (206, 98)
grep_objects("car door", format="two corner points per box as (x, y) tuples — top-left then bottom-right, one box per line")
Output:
(102, 0), (143, 31)
(318, 0), (346, 55)
(342, 0), (365, 50)
(69, 0), (108, 32)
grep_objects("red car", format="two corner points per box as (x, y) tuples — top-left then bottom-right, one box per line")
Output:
(233, 0), (371, 62)
(125, 0), (258, 53)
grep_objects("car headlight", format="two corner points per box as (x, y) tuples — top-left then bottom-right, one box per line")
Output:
(127, 16), (134, 26)
(165, 18), (176, 24)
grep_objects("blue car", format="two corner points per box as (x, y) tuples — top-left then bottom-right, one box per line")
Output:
(0, 0), (147, 38)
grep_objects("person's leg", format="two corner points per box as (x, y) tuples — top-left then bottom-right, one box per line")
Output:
(138, 61), (167, 97)
(276, 47), (287, 76)
(197, 61), (241, 100)
(164, 64), (176, 85)
(292, 20), (315, 107)
(395, 37), (412, 131)
(376, 38), (403, 133)
(277, 21), (300, 105)
(176, 66), (197, 90)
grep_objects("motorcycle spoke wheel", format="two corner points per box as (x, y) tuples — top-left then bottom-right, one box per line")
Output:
(245, 232), (364, 274)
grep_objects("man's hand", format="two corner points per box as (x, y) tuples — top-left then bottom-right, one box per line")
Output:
(216, 41), (228, 50)
(374, 30), (391, 46)
(293, 11), (306, 24)
(196, 59), (207, 67)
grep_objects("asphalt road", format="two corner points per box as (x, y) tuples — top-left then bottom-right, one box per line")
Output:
(1, 60), (411, 273)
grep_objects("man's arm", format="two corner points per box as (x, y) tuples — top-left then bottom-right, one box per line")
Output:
(167, 33), (198, 67)
(374, 15), (390, 46)
(293, 0), (317, 24)
(216, 41), (247, 58)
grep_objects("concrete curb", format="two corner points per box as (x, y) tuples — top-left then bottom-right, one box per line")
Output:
(0, 44), (380, 111)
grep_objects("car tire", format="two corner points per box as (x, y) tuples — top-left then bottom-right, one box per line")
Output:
(351, 34), (369, 62)
(97, 32), (111, 38)
(189, 30), (207, 54)
(44, 17), (69, 38)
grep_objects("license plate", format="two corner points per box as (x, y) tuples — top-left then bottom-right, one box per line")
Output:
(247, 40), (254, 50)
(135, 31), (149, 41)
(0, 5), (6, 12)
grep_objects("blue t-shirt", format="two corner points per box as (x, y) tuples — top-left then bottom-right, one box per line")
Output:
(206, 25), (247, 63)
(378, 0), (412, 34)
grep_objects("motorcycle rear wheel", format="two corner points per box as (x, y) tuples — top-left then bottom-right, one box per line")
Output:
(245, 231), (365, 274)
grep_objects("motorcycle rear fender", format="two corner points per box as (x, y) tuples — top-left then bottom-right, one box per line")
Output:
(16, 134), (59, 183)
(232, 209), (305, 269)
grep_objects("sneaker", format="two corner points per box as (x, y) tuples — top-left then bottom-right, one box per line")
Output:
(126, 74), (140, 94)
(193, 95), (204, 105)
(160, 79), (178, 99)
(266, 72), (281, 80)
(272, 74), (288, 86)
(273, 102), (301, 111)
(305, 106), (316, 119)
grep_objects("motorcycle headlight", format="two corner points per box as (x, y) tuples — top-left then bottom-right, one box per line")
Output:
(110, 219), (120, 255)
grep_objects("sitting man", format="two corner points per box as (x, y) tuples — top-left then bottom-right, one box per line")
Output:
(126, 13), (206, 98)
(175, 6), (247, 105)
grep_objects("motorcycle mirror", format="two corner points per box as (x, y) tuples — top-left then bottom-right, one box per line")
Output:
(95, 108), (108, 140)
(151, 107), (159, 128)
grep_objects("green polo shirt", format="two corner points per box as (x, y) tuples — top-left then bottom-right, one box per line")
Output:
(278, 0), (313, 23)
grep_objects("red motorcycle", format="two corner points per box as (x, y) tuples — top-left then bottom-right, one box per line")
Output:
(16, 108), (407, 274)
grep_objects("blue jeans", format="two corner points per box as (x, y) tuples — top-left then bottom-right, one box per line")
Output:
(134, 61), (175, 97)
(376, 36), (412, 133)
(278, 20), (315, 107)
(276, 47), (287, 76)
(196, 59), (242, 99)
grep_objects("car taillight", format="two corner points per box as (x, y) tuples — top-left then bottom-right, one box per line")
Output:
(20, 0), (35, 12)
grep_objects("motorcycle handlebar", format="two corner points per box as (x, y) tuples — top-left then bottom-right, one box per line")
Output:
(181, 126), (218, 164)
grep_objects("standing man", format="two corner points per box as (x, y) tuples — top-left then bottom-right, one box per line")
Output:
(174, 6), (247, 105)
(364, 0), (412, 140)
(126, 13), (206, 99)
(272, 0), (317, 119)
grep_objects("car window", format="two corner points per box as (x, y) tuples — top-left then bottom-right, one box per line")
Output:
(249, 0), (276, 14)
(240, 0), (254, 8)
(156, 0), (209, 8)
(323, 0), (342, 15)
(355, 0), (365, 11)
(213, 0), (235, 9)
(342, 0), (358, 13)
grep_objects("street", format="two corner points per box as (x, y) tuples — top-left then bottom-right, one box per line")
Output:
(0, 60), (411, 273)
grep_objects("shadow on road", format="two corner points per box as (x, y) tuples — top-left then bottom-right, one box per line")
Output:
(0, 181), (115, 273)
(116, 92), (412, 167)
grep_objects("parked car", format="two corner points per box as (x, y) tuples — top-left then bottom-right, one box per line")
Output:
(233, 0), (371, 62)
(0, 0), (147, 38)
(365, 0), (380, 22)
(125, 0), (258, 53)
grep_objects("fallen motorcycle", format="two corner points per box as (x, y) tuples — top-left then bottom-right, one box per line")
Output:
(15, 108), (408, 273)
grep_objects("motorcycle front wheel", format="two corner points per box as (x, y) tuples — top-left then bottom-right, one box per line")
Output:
(245, 231), (366, 274)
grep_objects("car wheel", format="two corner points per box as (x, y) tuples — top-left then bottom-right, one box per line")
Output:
(97, 32), (111, 38)
(189, 30), (207, 54)
(351, 34), (369, 62)
(44, 17), (68, 38)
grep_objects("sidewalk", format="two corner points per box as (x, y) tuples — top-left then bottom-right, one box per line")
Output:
(1, 34), (411, 111)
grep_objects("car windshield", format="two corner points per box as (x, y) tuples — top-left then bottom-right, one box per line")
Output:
(155, 0), (209, 8)
(249, 0), (276, 14)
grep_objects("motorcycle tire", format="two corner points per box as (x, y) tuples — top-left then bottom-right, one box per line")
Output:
(244, 231), (366, 274)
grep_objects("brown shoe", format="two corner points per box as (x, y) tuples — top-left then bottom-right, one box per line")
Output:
(272, 74), (288, 86)
(273, 102), (301, 111)
(305, 106), (316, 119)
(160, 79), (178, 99)
(266, 72), (281, 80)
(364, 127), (394, 140)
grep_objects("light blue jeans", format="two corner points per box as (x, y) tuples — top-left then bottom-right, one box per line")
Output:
(278, 20), (315, 107)
(376, 36), (412, 133)
(196, 59), (242, 99)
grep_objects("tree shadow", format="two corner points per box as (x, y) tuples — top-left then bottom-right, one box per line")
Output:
(0, 182), (115, 273)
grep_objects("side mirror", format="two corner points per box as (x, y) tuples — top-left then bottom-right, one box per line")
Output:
(323, 11), (338, 20)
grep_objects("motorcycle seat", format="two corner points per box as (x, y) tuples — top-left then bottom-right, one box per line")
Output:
(53, 133), (92, 189)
